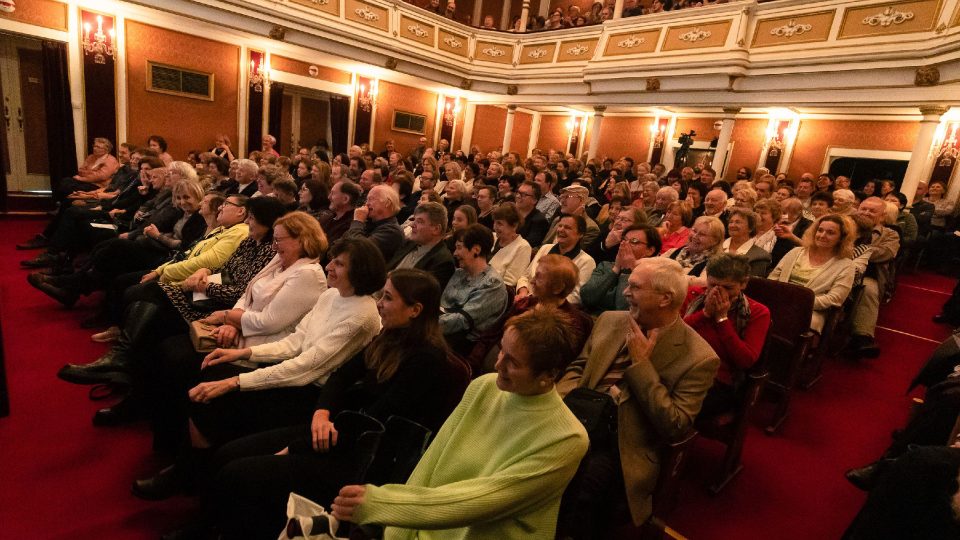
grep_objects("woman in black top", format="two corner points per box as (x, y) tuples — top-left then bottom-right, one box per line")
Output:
(201, 268), (470, 540)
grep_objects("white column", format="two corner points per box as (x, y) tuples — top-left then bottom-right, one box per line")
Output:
(901, 105), (948, 204)
(527, 112), (542, 157)
(661, 115), (678, 172)
(261, 53), (271, 139)
(237, 46), (249, 155)
(538, 0), (549, 19)
(519, 0), (531, 32)
(473, 0), (483, 27)
(613, 0), (625, 19)
(460, 102), (477, 153)
(711, 107), (739, 180)
(587, 106), (605, 160)
(502, 104), (517, 154)
(114, 15), (128, 145)
(67, 4), (86, 162)
(500, 0), (513, 30)
(347, 73), (357, 146)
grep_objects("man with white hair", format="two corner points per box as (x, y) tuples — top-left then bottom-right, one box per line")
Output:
(649, 186), (680, 226)
(556, 257), (719, 538)
(833, 189), (857, 215)
(702, 188), (729, 226)
(343, 184), (404, 261)
(261, 134), (279, 157)
(543, 185), (600, 248)
(848, 197), (900, 359)
(234, 159), (260, 197)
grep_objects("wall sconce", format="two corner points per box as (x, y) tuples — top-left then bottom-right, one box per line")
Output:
(932, 121), (960, 167)
(249, 55), (269, 93)
(82, 14), (114, 64)
(443, 99), (461, 127)
(650, 121), (665, 149)
(567, 115), (583, 135)
(358, 79), (378, 113)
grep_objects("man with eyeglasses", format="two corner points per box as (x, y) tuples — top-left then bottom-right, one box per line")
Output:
(543, 185), (601, 250)
(515, 180), (550, 249)
(580, 224), (662, 315)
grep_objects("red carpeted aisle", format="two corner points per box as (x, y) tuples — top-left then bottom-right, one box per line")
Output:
(0, 215), (954, 539)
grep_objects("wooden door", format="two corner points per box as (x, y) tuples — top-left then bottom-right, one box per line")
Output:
(0, 35), (49, 193)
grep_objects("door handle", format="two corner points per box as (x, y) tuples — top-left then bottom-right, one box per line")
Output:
(17, 107), (22, 132)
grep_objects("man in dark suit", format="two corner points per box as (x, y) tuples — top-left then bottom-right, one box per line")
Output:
(515, 180), (549, 249)
(234, 159), (260, 197)
(557, 257), (719, 538)
(386, 202), (455, 290)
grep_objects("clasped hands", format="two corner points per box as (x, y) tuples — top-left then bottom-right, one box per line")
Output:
(180, 268), (212, 292)
(187, 348), (253, 403)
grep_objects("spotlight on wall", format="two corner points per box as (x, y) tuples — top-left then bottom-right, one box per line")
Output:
(82, 14), (115, 64)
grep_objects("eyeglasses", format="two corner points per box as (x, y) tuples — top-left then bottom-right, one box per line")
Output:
(515, 191), (535, 199)
(220, 200), (244, 209)
(272, 235), (294, 246)
(621, 238), (647, 246)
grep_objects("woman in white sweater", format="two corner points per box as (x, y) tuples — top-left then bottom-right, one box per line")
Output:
(202, 212), (328, 349)
(488, 203), (532, 289)
(132, 237), (387, 501)
(767, 214), (856, 332)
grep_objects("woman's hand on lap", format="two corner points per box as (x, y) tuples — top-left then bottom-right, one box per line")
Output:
(332, 485), (366, 522)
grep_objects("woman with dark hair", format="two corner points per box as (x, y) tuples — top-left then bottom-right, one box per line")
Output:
(444, 204), (478, 252)
(298, 177), (329, 219)
(132, 237), (386, 500)
(201, 268), (470, 539)
(685, 181), (708, 219)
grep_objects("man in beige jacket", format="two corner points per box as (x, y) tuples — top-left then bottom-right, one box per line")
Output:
(557, 257), (719, 536)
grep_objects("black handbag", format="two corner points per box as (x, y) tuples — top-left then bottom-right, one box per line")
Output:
(563, 387), (617, 447)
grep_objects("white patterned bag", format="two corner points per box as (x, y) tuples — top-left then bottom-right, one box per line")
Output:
(277, 492), (345, 540)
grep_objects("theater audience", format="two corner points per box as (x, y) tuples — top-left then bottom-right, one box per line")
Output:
(386, 202), (456, 289)
(488, 203), (533, 288)
(684, 254), (770, 417)
(131, 237), (385, 500)
(556, 257), (719, 538)
(515, 180), (550, 249)
(722, 208), (771, 277)
(332, 308), (588, 539)
(444, 204), (478, 252)
(343, 184), (404, 261)
(589, 205), (648, 263)
(53, 137), (120, 202)
(516, 214), (596, 305)
(440, 224), (509, 356)
(662, 215), (725, 284)
(581, 223), (661, 314)
(657, 200), (692, 253)
(768, 214), (856, 333)
(543, 185), (601, 249)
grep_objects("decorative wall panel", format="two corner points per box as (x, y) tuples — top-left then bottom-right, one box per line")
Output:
(345, 0), (389, 32)
(271, 55), (352, 84)
(0, 0), (67, 31)
(399, 16), (435, 47)
(438, 29), (469, 56)
(289, 0), (339, 18)
(839, 0), (941, 39)
(520, 43), (557, 65)
(602, 29), (661, 57)
(556, 38), (598, 62)
(661, 20), (732, 51)
(752, 11), (835, 47)
(475, 40), (513, 64)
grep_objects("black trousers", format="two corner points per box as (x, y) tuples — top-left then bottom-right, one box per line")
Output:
(54, 177), (99, 202)
(147, 333), (205, 452)
(210, 425), (360, 540)
(189, 363), (322, 447)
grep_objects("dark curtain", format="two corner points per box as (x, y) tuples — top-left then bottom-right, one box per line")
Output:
(41, 40), (77, 192)
(247, 85), (264, 156)
(0, 68), (7, 211)
(329, 94), (349, 156)
(268, 83), (284, 155)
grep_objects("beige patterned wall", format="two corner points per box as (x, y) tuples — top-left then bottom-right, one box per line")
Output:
(474, 40), (514, 64)
(556, 38), (599, 62)
(399, 16), (436, 47)
(344, 0), (389, 32)
(520, 43), (558, 65)
(289, 0), (339, 17)
(438, 29), (469, 57)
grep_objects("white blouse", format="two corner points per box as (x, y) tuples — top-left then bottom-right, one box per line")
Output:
(489, 236), (532, 287)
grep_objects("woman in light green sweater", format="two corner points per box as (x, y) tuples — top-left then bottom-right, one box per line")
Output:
(332, 308), (589, 540)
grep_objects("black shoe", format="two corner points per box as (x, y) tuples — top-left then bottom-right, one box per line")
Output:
(132, 465), (185, 501)
(845, 463), (879, 491)
(27, 272), (78, 308)
(933, 313), (959, 326)
(16, 234), (49, 250)
(21, 252), (62, 269)
(855, 337), (881, 359)
(57, 351), (132, 385)
(92, 395), (143, 427)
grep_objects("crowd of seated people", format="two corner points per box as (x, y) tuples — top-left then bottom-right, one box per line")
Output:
(408, 0), (730, 33)
(22, 128), (956, 539)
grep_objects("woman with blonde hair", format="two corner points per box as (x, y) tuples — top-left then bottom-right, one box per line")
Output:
(658, 200), (693, 253)
(662, 215), (725, 284)
(768, 214), (856, 332)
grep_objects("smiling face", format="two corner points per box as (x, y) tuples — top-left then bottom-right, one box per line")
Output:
(217, 196), (247, 227)
(687, 220), (719, 254)
(494, 327), (551, 396)
(325, 252), (351, 293)
(175, 190), (202, 214)
(377, 278), (421, 330)
(555, 216), (582, 251)
(727, 214), (750, 240)
(814, 220), (842, 251)
(271, 223), (303, 261)
(704, 190), (726, 214)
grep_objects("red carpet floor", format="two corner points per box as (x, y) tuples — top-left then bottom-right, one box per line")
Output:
(0, 215), (954, 539)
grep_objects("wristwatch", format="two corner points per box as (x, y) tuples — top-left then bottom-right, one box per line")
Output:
(716, 316), (728, 323)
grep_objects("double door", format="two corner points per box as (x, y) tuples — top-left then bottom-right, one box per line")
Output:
(0, 33), (50, 193)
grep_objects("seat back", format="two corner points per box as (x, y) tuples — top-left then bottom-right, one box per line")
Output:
(744, 277), (814, 384)
(364, 415), (433, 486)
